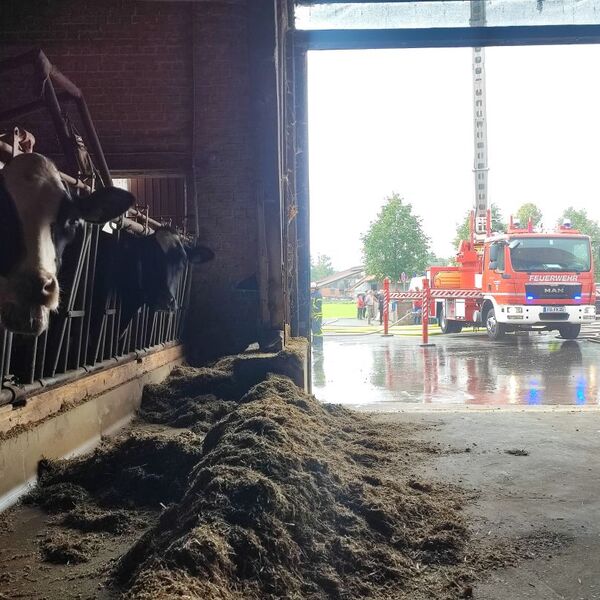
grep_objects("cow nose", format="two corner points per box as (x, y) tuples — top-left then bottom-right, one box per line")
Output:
(39, 273), (58, 303)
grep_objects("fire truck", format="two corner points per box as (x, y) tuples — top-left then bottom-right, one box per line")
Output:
(430, 216), (596, 341)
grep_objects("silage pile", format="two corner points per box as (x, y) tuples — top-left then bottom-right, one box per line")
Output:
(26, 350), (492, 598)
(118, 373), (474, 599)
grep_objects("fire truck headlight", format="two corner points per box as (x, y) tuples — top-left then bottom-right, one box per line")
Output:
(584, 306), (596, 315)
(507, 306), (523, 314)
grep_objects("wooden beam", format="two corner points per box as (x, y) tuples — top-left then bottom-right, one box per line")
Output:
(0, 344), (183, 437)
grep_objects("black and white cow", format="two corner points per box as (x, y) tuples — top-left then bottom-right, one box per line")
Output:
(0, 153), (134, 335)
(92, 227), (214, 346)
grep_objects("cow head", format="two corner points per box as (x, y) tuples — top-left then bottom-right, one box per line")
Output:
(146, 228), (214, 312)
(0, 153), (134, 335)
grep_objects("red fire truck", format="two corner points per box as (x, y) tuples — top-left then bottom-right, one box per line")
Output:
(430, 215), (596, 340)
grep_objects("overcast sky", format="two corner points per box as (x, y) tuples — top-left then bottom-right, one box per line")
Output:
(308, 44), (600, 270)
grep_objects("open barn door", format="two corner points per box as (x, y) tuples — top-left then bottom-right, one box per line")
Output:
(276, 0), (312, 347)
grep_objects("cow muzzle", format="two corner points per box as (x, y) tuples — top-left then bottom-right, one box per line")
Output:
(0, 270), (58, 335)
(1, 303), (50, 336)
(13, 270), (59, 309)
(153, 293), (178, 312)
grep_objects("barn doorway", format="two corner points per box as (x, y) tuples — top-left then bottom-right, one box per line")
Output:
(288, 2), (600, 401)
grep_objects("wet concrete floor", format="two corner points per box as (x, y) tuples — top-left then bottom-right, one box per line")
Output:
(312, 331), (600, 409)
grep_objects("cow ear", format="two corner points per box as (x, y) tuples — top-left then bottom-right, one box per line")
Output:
(186, 244), (215, 264)
(76, 186), (135, 224)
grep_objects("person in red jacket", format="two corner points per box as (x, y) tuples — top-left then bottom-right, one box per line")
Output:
(356, 293), (365, 319)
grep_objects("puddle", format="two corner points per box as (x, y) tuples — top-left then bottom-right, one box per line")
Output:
(312, 333), (600, 408)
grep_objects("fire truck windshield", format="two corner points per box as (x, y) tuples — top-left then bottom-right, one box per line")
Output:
(509, 237), (591, 273)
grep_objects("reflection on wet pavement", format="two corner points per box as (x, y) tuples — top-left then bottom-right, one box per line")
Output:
(312, 333), (600, 409)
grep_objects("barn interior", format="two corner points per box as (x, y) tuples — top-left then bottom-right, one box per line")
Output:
(1, 1), (600, 599)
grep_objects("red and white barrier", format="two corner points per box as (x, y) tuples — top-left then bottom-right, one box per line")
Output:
(383, 280), (483, 345)
(382, 277), (392, 336)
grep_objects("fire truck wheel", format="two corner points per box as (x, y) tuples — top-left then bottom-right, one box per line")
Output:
(439, 305), (463, 334)
(486, 308), (506, 340)
(439, 305), (449, 333)
(558, 324), (581, 339)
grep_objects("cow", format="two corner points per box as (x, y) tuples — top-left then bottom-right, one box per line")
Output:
(0, 152), (134, 335)
(90, 227), (214, 360)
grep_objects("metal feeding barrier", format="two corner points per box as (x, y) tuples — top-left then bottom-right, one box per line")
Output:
(0, 226), (192, 407)
(0, 50), (192, 407)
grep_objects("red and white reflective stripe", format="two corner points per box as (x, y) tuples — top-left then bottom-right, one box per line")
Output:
(389, 289), (484, 300)
(430, 289), (484, 299)
(389, 292), (423, 300)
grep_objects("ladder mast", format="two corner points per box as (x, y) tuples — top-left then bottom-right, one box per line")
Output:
(470, 0), (489, 240)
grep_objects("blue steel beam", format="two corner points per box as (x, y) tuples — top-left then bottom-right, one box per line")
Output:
(297, 24), (600, 50)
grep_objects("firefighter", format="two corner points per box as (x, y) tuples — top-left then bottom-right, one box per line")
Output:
(311, 282), (323, 347)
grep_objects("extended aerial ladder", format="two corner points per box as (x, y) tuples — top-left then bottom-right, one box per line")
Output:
(470, 0), (489, 243)
(385, 8), (491, 340)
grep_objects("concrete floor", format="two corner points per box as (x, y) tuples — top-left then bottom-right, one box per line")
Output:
(374, 410), (600, 599)
(313, 331), (600, 408)
(314, 332), (600, 598)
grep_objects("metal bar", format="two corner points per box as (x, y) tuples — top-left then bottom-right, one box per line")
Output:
(37, 330), (48, 380)
(63, 318), (72, 373)
(98, 314), (107, 364)
(149, 312), (156, 348)
(82, 225), (98, 366)
(298, 24), (600, 51)
(144, 307), (151, 349)
(32, 60), (79, 175)
(28, 337), (38, 385)
(108, 299), (116, 358)
(0, 331), (7, 385)
(74, 95), (112, 187)
(3, 332), (13, 381)
(120, 217), (155, 236)
(0, 340), (182, 408)
(128, 208), (163, 231)
(133, 307), (141, 354)
(294, 46), (311, 338)
(47, 65), (84, 101)
(74, 227), (92, 368)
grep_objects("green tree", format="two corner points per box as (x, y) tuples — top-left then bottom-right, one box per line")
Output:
(515, 202), (543, 227)
(558, 207), (600, 279)
(361, 193), (431, 280)
(310, 253), (334, 282)
(453, 203), (505, 250)
(428, 254), (449, 267)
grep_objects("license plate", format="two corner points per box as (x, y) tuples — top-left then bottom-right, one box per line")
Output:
(543, 306), (567, 313)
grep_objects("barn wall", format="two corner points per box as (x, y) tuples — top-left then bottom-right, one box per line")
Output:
(0, 0), (194, 171)
(0, 0), (285, 363)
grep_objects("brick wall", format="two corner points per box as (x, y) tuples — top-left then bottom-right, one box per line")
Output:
(0, 0), (194, 171)
(0, 0), (279, 362)
(186, 0), (261, 362)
